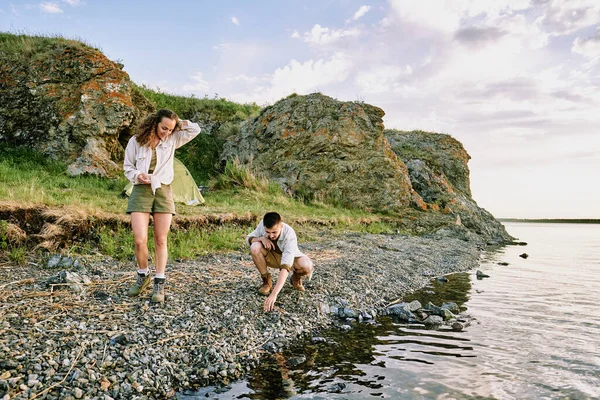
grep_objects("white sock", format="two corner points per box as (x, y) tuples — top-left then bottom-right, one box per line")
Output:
(155, 273), (165, 279)
(137, 268), (149, 275)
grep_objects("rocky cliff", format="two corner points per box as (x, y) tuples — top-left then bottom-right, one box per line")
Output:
(0, 33), (152, 177)
(222, 93), (417, 211)
(385, 130), (512, 243)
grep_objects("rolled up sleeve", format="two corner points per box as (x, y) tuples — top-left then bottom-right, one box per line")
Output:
(174, 121), (201, 149)
(123, 137), (140, 184)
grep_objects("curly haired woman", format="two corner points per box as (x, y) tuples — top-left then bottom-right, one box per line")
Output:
(123, 109), (201, 302)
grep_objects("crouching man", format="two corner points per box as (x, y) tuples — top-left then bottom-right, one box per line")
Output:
(247, 212), (314, 311)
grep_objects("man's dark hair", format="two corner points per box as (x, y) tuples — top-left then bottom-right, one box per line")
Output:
(263, 212), (281, 228)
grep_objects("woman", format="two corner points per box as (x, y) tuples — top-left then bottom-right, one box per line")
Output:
(123, 109), (201, 303)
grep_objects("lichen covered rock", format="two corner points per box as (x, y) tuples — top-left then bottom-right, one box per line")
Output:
(222, 93), (414, 212)
(385, 129), (512, 243)
(0, 34), (153, 177)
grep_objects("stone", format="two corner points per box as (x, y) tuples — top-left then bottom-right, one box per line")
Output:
(423, 315), (443, 326)
(73, 388), (83, 399)
(0, 33), (153, 178)
(386, 129), (513, 243)
(222, 93), (414, 212)
(476, 270), (490, 278)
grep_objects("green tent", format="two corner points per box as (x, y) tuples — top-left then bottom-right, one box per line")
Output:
(123, 158), (205, 206)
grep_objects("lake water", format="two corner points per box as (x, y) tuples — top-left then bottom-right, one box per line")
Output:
(181, 222), (600, 399)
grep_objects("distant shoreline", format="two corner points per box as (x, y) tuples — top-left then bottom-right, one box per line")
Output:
(499, 218), (600, 224)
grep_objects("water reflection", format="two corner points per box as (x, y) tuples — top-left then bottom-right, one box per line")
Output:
(181, 223), (600, 399)
(182, 273), (477, 399)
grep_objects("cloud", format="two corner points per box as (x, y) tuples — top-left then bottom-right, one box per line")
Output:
(231, 16), (240, 26)
(62, 0), (81, 5)
(388, 0), (532, 34)
(455, 27), (507, 47)
(572, 31), (600, 63)
(182, 72), (210, 93)
(40, 2), (63, 13)
(350, 5), (371, 22)
(535, 0), (600, 35)
(291, 30), (300, 38)
(301, 24), (362, 45)
(226, 53), (354, 104)
(355, 65), (413, 94)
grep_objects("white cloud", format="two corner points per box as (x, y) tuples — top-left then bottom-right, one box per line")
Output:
(536, 0), (600, 35)
(232, 16), (240, 26)
(389, 0), (531, 34)
(351, 5), (371, 21)
(302, 24), (361, 45)
(226, 53), (354, 104)
(62, 0), (81, 5)
(40, 2), (63, 13)
(355, 65), (413, 94)
(183, 72), (210, 93)
(291, 30), (300, 39)
(572, 31), (600, 63)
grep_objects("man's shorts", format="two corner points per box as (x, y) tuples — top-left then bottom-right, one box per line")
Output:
(265, 250), (286, 270)
(126, 184), (175, 215)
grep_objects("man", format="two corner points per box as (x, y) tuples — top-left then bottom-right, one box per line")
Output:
(247, 212), (314, 311)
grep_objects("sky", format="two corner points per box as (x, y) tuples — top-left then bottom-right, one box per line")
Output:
(1, 0), (599, 219)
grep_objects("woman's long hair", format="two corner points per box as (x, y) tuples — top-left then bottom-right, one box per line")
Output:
(135, 109), (180, 148)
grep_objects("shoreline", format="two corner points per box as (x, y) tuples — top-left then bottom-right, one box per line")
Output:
(0, 232), (483, 399)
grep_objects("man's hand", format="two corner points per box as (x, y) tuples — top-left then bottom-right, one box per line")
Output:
(264, 293), (277, 311)
(258, 237), (275, 250)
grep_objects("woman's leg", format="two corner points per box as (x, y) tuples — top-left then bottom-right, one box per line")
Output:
(128, 212), (152, 297)
(152, 212), (173, 276)
(131, 212), (151, 270)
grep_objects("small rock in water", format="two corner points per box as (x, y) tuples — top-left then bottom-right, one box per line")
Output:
(287, 356), (306, 367)
(476, 270), (490, 278)
(423, 315), (443, 326)
(497, 262), (509, 266)
(451, 322), (464, 332)
(436, 276), (449, 282)
(519, 253), (529, 259)
(311, 337), (326, 343)
(327, 382), (346, 393)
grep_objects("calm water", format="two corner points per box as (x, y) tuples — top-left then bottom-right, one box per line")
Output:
(182, 222), (600, 399)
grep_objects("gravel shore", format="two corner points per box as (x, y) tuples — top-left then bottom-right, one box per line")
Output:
(0, 232), (482, 399)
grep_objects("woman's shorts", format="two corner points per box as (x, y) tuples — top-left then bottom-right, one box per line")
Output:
(126, 184), (175, 215)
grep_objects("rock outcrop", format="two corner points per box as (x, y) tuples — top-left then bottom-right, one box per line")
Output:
(0, 34), (153, 177)
(385, 129), (512, 243)
(222, 93), (416, 212)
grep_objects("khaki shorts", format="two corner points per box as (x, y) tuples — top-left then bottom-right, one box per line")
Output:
(265, 250), (284, 269)
(126, 184), (175, 215)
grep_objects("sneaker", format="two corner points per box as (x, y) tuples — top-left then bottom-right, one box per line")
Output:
(128, 273), (151, 297)
(151, 278), (166, 303)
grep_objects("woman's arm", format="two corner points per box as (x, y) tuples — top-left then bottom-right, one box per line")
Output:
(123, 137), (141, 184)
(173, 120), (202, 149)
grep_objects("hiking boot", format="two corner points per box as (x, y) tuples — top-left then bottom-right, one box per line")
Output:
(151, 278), (166, 303)
(258, 272), (272, 296)
(128, 272), (151, 297)
(291, 272), (305, 292)
(292, 265), (314, 292)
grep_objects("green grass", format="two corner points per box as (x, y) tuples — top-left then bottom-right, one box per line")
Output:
(0, 31), (98, 62)
(0, 145), (404, 260)
(135, 84), (261, 184)
(0, 145), (128, 212)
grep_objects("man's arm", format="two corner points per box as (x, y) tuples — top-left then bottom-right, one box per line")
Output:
(264, 269), (290, 311)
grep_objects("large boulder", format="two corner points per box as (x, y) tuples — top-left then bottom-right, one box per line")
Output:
(385, 130), (512, 243)
(0, 33), (153, 177)
(222, 93), (416, 212)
